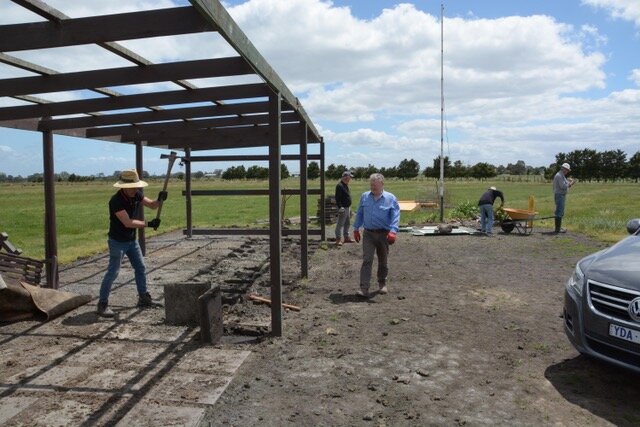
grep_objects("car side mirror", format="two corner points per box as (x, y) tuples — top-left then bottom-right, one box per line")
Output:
(626, 218), (640, 235)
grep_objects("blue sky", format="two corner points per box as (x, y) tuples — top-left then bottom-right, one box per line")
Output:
(0, 0), (639, 176)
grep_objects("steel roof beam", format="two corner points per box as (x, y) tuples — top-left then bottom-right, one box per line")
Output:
(0, 7), (213, 52)
(0, 83), (268, 122)
(189, 0), (321, 141)
(0, 57), (253, 98)
(86, 111), (300, 139)
(38, 100), (277, 131)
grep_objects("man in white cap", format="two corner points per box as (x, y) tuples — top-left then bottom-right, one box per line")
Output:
(334, 170), (354, 246)
(97, 169), (167, 318)
(552, 162), (575, 233)
(477, 186), (504, 235)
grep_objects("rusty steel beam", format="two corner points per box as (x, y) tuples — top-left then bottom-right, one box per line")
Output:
(42, 99), (276, 131)
(9, 0), (212, 94)
(149, 123), (305, 149)
(299, 123), (309, 278)
(268, 92), (283, 336)
(86, 111), (300, 140)
(189, 0), (321, 142)
(182, 189), (321, 196)
(0, 7), (212, 52)
(186, 154), (321, 162)
(184, 228), (322, 236)
(0, 83), (269, 122)
(0, 57), (253, 98)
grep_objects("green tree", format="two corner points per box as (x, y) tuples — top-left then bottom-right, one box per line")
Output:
(326, 164), (348, 180)
(379, 166), (397, 178)
(221, 165), (246, 180)
(396, 158), (420, 180)
(599, 149), (627, 181)
(469, 162), (496, 180)
(353, 164), (377, 179)
(307, 161), (320, 180)
(628, 151), (640, 182)
(423, 156), (451, 178)
(246, 165), (268, 180)
(280, 163), (290, 179)
(451, 160), (468, 178)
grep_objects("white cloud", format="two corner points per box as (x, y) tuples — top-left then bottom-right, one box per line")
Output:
(0, 0), (637, 174)
(582, 0), (640, 27)
(227, 1), (607, 124)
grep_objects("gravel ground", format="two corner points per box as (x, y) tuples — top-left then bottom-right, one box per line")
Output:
(201, 227), (640, 426)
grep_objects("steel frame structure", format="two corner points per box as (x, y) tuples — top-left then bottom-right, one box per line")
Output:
(0, 0), (325, 336)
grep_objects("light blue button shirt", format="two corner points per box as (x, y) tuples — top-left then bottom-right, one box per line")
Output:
(353, 190), (401, 233)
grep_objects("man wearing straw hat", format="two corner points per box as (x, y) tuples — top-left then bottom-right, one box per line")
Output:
(97, 169), (167, 318)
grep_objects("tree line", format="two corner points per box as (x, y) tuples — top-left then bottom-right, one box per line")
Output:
(2, 148), (638, 183)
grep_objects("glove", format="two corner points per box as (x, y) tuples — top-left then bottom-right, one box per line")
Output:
(158, 191), (168, 202)
(387, 231), (397, 244)
(338, 207), (345, 213)
(147, 218), (161, 229)
(353, 229), (361, 243)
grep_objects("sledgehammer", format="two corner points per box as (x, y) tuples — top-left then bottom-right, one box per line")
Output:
(154, 151), (178, 230)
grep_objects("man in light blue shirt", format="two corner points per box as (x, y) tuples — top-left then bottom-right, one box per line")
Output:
(352, 173), (401, 298)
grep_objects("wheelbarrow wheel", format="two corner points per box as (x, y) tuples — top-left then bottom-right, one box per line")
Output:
(501, 222), (515, 234)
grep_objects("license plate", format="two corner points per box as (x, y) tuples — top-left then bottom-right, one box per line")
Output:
(609, 324), (640, 344)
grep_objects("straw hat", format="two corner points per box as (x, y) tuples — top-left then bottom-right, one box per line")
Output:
(561, 163), (571, 171)
(113, 169), (148, 188)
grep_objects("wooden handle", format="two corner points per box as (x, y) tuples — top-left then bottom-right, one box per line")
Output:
(154, 151), (178, 224)
(248, 293), (301, 311)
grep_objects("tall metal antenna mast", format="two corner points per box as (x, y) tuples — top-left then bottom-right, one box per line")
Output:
(439, 1), (445, 222)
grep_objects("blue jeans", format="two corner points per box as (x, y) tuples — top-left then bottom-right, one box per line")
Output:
(554, 193), (566, 218)
(479, 204), (494, 233)
(99, 238), (148, 304)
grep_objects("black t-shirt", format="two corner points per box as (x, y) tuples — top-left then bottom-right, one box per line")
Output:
(108, 190), (142, 242)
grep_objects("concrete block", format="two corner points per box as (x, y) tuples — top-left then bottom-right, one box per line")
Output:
(198, 286), (223, 344)
(164, 282), (211, 326)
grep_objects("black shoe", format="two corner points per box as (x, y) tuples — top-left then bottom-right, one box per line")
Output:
(356, 289), (369, 298)
(97, 302), (115, 318)
(137, 292), (162, 308)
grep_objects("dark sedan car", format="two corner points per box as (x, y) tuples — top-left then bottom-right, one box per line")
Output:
(564, 219), (640, 373)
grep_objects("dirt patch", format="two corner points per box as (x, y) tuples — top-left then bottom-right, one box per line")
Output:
(2, 228), (640, 426)
(202, 228), (640, 426)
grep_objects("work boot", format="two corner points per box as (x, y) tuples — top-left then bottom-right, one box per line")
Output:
(97, 302), (115, 318)
(335, 238), (343, 247)
(137, 292), (162, 308)
(343, 236), (355, 243)
(554, 217), (561, 233)
(378, 283), (388, 295)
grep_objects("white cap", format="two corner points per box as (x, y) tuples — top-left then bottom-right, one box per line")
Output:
(561, 163), (571, 171)
(489, 186), (497, 191)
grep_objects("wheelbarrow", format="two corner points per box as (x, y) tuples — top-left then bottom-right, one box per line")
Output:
(499, 208), (555, 235)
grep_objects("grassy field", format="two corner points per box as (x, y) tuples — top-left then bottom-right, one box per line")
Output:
(0, 178), (637, 264)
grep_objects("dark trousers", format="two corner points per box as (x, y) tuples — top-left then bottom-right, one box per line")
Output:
(360, 230), (389, 290)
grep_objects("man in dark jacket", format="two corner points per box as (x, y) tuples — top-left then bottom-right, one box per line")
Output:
(334, 170), (354, 246)
(478, 186), (504, 236)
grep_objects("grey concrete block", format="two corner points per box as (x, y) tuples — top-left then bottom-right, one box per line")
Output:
(164, 282), (211, 326)
(199, 286), (223, 345)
